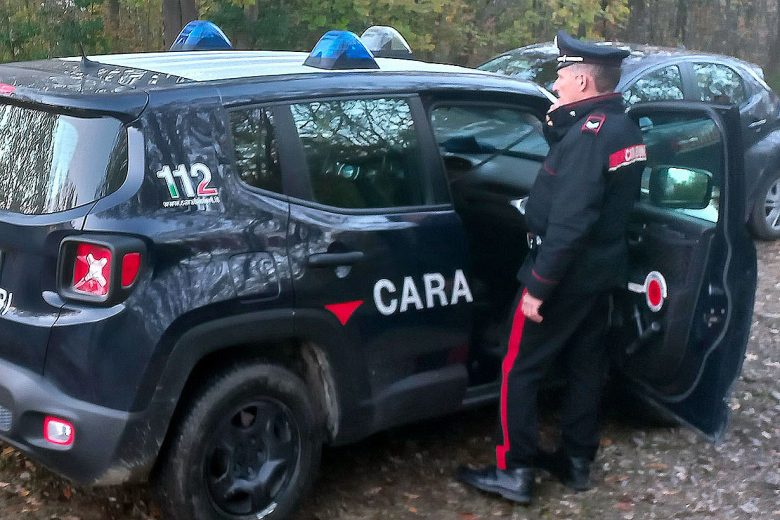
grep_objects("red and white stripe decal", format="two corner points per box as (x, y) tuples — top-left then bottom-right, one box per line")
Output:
(496, 290), (528, 470)
(608, 144), (647, 172)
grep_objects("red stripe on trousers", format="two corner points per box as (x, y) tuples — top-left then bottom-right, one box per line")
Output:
(496, 289), (528, 470)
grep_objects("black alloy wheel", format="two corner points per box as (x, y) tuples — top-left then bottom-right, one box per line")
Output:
(205, 399), (299, 516)
(157, 363), (321, 520)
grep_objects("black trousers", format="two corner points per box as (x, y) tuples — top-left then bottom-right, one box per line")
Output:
(495, 289), (610, 470)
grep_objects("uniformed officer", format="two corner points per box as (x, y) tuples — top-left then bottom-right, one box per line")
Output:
(457, 30), (646, 504)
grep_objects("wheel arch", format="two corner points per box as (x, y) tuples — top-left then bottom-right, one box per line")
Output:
(126, 309), (373, 483)
(745, 128), (780, 215)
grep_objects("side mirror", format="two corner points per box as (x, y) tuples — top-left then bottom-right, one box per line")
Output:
(649, 165), (713, 209)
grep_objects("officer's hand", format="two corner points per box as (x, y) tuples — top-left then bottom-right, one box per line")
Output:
(521, 293), (543, 323)
(547, 99), (561, 114)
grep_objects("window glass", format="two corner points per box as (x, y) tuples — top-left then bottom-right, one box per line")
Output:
(623, 65), (684, 105)
(290, 98), (425, 209)
(638, 114), (722, 223)
(430, 106), (548, 159)
(229, 107), (283, 194)
(0, 104), (126, 215)
(693, 63), (747, 105)
(477, 53), (559, 91)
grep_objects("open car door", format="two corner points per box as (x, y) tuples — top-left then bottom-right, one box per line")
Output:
(610, 103), (757, 440)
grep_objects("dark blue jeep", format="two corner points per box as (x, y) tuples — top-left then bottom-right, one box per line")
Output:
(0, 29), (757, 520)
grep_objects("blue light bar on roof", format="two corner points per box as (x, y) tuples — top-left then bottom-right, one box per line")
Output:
(170, 20), (233, 51)
(304, 30), (379, 70)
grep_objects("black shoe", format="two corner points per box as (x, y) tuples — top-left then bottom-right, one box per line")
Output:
(535, 450), (592, 491)
(456, 465), (534, 504)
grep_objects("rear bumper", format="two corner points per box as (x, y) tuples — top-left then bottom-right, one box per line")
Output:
(0, 357), (148, 485)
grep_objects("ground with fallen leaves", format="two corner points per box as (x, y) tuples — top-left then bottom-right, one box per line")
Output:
(1, 242), (778, 519)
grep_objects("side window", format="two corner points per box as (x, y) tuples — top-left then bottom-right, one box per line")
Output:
(430, 105), (548, 159)
(229, 107), (283, 194)
(290, 98), (426, 210)
(623, 65), (684, 105)
(693, 63), (747, 105)
(638, 114), (722, 223)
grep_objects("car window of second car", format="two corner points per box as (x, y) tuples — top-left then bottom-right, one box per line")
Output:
(623, 65), (685, 105)
(693, 63), (747, 105)
(477, 53), (559, 91)
(289, 97), (427, 210)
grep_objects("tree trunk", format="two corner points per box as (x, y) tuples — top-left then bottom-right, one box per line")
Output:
(768, 0), (780, 73)
(674, 0), (687, 43)
(106, 0), (119, 34)
(625, 0), (648, 43)
(162, 0), (199, 49)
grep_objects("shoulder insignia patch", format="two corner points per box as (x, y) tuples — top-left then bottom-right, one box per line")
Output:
(608, 144), (647, 172)
(581, 113), (606, 134)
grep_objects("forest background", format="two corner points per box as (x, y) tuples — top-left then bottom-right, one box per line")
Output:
(0, 0), (779, 90)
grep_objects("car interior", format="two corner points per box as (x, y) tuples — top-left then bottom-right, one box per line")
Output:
(431, 103), (724, 394)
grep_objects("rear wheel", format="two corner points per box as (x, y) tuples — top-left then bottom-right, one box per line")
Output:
(749, 170), (780, 240)
(157, 363), (321, 520)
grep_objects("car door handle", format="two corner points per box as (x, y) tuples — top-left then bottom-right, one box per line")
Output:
(307, 251), (364, 267)
(748, 118), (767, 129)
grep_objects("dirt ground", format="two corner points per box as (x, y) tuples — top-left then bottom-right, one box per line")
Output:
(0, 242), (778, 520)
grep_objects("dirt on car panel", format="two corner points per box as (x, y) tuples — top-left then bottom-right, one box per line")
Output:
(0, 241), (778, 519)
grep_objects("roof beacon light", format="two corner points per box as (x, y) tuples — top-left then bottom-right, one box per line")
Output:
(360, 26), (414, 59)
(170, 20), (232, 52)
(304, 30), (379, 70)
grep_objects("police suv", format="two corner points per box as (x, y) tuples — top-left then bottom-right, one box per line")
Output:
(0, 23), (757, 520)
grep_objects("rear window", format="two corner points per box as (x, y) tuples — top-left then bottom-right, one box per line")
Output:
(0, 104), (127, 215)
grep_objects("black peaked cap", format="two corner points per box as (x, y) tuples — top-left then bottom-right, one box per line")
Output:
(555, 30), (629, 69)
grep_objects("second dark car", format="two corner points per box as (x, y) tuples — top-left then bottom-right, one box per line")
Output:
(478, 41), (780, 240)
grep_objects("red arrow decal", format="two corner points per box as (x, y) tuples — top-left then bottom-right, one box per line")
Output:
(325, 300), (364, 326)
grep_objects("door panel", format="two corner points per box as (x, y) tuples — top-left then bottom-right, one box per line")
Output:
(612, 103), (757, 439)
(282, 95), (473, 430)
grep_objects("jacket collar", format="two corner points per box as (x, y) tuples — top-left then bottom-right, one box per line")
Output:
(544, 92), (624, 143)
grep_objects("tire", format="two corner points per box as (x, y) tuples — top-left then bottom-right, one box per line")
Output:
(156, 363), (321, 520)
(749, 170), (780, 240)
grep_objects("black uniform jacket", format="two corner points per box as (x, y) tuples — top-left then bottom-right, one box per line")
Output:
(519, 93), (645, 301)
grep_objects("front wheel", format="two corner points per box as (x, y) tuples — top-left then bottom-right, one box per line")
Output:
(749, 170), (780, 240)
(157, 363), (321, 520)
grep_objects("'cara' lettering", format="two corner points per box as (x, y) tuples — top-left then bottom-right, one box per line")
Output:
(373, 270), (473, 316)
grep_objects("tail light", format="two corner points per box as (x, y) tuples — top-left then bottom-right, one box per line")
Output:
(72, 243), (112, 297)
(58, 235), (146, 305)
(43, 416), (75, 446)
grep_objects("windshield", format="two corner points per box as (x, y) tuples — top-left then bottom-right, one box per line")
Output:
(0, 104), (126, 215)
(478, 52), (559, 90)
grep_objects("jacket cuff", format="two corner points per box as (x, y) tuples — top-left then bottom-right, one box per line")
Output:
(520, 268), (558, 301)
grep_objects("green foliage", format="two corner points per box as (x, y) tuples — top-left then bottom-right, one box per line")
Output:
(191, 0), (629, 64)
(0, 0), (110, 62)
(0, 0), (646, 66)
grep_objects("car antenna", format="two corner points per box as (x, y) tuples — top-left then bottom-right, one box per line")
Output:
(78, 41), (99, 72)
